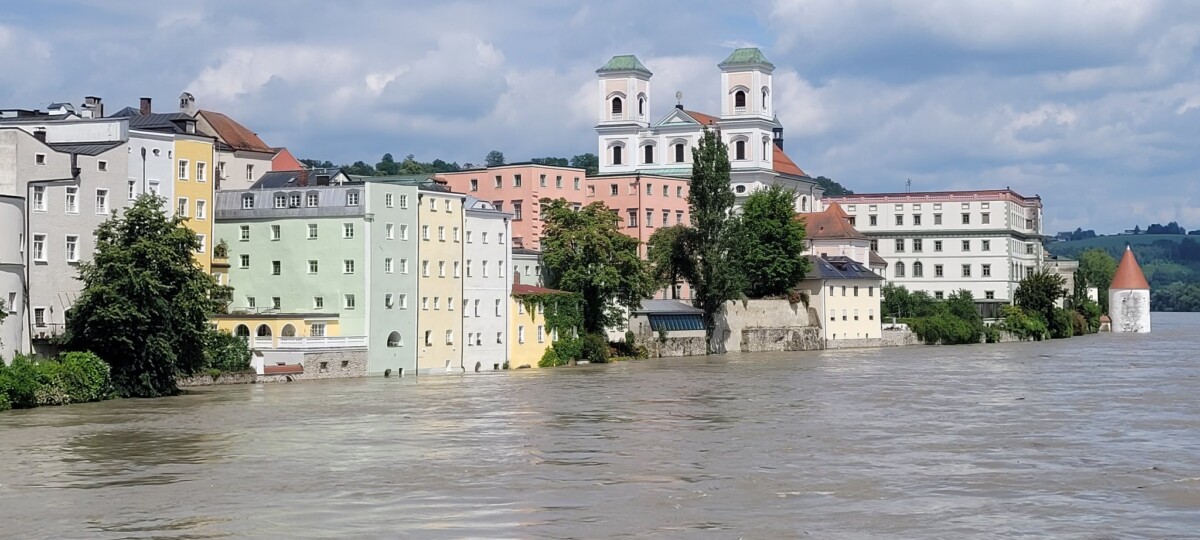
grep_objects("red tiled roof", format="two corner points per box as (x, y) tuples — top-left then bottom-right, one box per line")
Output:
(798, 202), (867, 240)
(1111, 247), (1150, 290)
(512, 284), (570, 295)
(682, 110), (719, 126)
(200, 110), (273, 153)
(773, 145), (807, 177)
(263, 363), (304, 375)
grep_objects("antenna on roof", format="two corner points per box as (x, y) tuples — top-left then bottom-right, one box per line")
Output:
(675, 90), (683, 110)
(906, 178), (911, 192)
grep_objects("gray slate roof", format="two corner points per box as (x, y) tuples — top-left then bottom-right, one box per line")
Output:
(633, 299), (702, 315)
(805, 255), (883, 281)
(350, 174), (453, 193)
(109, 106), (194, 133)
(46, 141), (124, 156)
(250, 168), (347, 189)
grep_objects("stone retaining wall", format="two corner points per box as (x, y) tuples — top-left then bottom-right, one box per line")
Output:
(713, 299), (823, 353)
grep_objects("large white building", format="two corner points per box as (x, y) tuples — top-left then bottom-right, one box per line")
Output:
(594, 48), (823, 212)
(825, 189), (1044, 314)
(462, 196), (512, 372)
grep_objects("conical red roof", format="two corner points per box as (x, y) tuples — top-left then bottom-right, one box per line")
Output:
(1111, 246), (1149, 290)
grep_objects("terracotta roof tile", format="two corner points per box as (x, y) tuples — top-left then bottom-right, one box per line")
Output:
(263, 364), (304, 375)
(682, 110), (719, 126)
(199, 110), (273, 153)
(798, 202), (866, 240)
(773, 145), (807, 177)
(512, 284), (570, 295)
(1111, 246), (1150, 290)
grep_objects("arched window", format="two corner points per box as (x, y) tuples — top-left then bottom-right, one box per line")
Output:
(735, 185), (747, 194)
(895, 262), (906, 278)
(612, 144), (624, 165)
(642, 144), (654, 164)
(387, 331), (402, 347)
(762, 87), (770, 111)
(762, 137), (770, 161)
(256, 324), (272, 337)
(734, 90), (746, 109)
(234, 324), (250, 337)
(638, 94), (646, 116)
(281, 324), (296, 337)
(734, 140), (746, 160)
(913, 262), (924, 277)
(673, 143), (685, 163)
(611, 97), (623, 116)
(801, 196), (808, 212)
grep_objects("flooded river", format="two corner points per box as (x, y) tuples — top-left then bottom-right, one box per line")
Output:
(2, 313), (1198, 539)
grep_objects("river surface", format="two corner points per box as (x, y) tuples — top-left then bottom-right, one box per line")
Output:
(2, 313), (1199, 539)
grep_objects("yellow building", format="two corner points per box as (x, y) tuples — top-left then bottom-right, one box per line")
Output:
(417, 189), (466, 374)
(213, 313), (343, 348)
(508, 284), (573, 369)
(174, 134), (217, 272)
(800, 255), (884, 343)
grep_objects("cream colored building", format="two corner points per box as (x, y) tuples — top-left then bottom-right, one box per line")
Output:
(799, 255), (884, 343)
(417, 187), (466, 374)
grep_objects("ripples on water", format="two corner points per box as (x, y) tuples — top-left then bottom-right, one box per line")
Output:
(2, 313), (1199, 539)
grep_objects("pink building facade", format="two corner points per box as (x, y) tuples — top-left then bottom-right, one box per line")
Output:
(437, 164), (589, 250)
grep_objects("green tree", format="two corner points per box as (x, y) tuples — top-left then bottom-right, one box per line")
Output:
(376, 153), (400, 175)
(65, 195), (222, 397)
(687, 128), (744, 351)
(646, 225), (693, 299)
(541, 198), (656, 334)
(570, 153), (599, 175)
(812, 176), (854, 196)
(1078, 248), (1117, 312)
(530, 157), (569, 167)
(730, 185), (810, 297)
(299, 158), (335, 169)
(1014, 270), (1068, 337)
(345, 161), (376, 176)
(485, 150), (506, 167)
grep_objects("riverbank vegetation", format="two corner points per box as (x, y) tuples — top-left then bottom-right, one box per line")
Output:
(2, 196), (250, 412)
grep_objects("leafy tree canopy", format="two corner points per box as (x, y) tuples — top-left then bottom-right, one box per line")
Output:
(812, 175), (854, 196)
(530, 157), (569, 167)
(569, 153), (599, 175)
(1014, 270), (1068, 324)
(65, 195), (222, 397)
(646, 225), (694, 298)
(485, 150), (506, 167)
(686, 128), (744, 350)
(730, 185), (810, 298)
(540, 198), (656, 334)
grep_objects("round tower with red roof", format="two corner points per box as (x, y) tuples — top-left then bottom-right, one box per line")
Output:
(1109, 246), (1151, 333)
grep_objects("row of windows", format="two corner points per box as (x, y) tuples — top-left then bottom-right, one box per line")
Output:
(889, 239), (993, 253)
(893, 262), (993, 279)
(826, 285), (876, 297)
(176, 160), (208, 182)
(848, 202), (994, 212)
(856, 212), (992, 227)
(828, 308), (876, 322)
(243, 191), (414, 210)
(624, 209), (687, 228)
(464, 332), (505, 346)
(28, 233), (81, 263)
(31, 186), (110, 215)
(468, 174), (583, 191)
(608, 139), (770, 166)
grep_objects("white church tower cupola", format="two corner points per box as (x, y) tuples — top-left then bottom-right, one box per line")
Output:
(596, 55), (652, 127)
(718, 48), (774, 119)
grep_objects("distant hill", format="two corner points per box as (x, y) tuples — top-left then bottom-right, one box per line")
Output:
(1049, 234), (1200, 311)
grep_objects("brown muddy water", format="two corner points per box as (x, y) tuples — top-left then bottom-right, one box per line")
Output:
(1, 313), (1198, 539)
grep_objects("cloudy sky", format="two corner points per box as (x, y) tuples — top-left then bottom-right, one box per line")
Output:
(3, 0), (1198, 233)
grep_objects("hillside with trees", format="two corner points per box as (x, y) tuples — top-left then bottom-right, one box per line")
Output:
(1049, 234), (1200, 312)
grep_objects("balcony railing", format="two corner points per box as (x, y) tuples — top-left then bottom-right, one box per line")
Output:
(276, 336), (367, 349)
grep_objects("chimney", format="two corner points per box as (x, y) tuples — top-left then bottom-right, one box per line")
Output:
(675, 103), (684, 110)
(82, 96), (103, 118)
(772, 126), (784, 150)
(139, 97), (152, 115)
(33, 128), (47, 143)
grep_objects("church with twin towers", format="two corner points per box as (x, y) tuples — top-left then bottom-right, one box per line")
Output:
(593, 47), (824, 213)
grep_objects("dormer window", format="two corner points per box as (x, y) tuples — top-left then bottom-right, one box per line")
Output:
(274, 194), (286, 208)
(611, 97), (623, 116)
(242, 194), (254, 209)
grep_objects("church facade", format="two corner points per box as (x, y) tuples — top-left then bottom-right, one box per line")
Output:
(593, 48), (823, 213)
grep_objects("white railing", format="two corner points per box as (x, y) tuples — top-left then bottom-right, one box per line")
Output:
(276, 336), (368, 349)
(252, 337), (273, 349)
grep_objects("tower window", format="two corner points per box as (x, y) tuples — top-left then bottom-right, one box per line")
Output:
(734, 140), (746, 160)
(674, 143), (685, 163)
(611, 97), (623, 116)
(734, 90), (746, 109)
(643, 144), (654, 164)
(638, 96), (645, 116)
(612, 145), (623, 165)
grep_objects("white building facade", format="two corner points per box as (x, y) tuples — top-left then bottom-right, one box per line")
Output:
(463, 197), (512, 372)
(825, 190), (1044, 311)
(593, 49), (823, 212)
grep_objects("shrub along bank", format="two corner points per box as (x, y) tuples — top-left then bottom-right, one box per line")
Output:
(0, 352), (113, 411)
